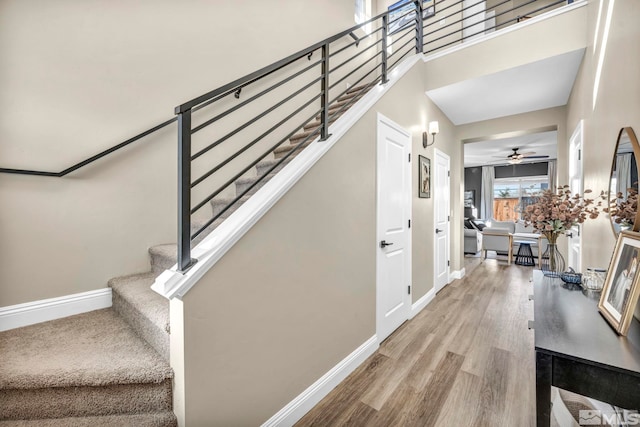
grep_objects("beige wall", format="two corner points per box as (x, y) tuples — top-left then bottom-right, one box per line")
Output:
(422, 4), (587, 90)
(180, 60), (461, 425)
(566, 0), (640, 270)
(0, 0), (354, 305)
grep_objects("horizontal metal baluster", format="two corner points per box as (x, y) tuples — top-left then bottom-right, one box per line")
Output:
(389, 37), (415, 57)
(190, 107), (323, 220)
(387, 48), (414, 71)
(330, 27), (384, 57)
(424, 0), (510, 37)
(424, 0), (487, 30)
(328, 76), (381, 123)
(329, 53), (381, 90)
(191, 77), (322, 161)
(192, 125), (324, 240)
(191, 94), (322, 190)
(330, 39), (383, 74)
(387, 8), (416, 28)
(424, 0), (542, 50)
(191, 59), (323, 134)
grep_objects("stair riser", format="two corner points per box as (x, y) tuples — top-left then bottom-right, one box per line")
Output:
(111, 292), (169, 361)
(150, 252), (176, 275)
(0, 412), (178, 427)
(210, 199), (243, 220)
(0, 380), (172, 420)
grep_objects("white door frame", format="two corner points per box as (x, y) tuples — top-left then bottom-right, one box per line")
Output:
(375, 113), (412, 343)
(568, 120), (584, 271)
(434, 148), (451, 292)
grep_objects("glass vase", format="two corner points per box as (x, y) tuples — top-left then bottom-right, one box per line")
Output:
(541, 242), (565, 277)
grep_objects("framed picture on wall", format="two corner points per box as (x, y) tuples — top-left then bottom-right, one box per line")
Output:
(388, 0), (435, 35)
(598, 230), (640, 335)
(419, 155), (431, 198)
(464, 190), (475, 208)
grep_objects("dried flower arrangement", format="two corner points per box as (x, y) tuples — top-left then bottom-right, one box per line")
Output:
(521, 185), (606, 244)
(605, 187), (638, 227)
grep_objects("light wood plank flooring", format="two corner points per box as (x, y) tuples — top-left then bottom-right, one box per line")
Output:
(296, 258), (535, 427)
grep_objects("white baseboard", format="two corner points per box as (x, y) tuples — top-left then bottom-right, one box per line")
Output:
(0, 288), (112, 332)
(261, 335), (378, 427)
(410, 288), (436, 319)
(450, 268), (466, 281)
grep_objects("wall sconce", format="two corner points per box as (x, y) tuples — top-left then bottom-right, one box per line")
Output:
(423, 121), (439, 148)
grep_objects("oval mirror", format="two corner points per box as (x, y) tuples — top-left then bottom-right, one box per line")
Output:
(609, 127), (640, 236)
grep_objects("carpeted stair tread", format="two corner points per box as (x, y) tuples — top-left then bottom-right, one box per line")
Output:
(274, 139), (313, 158)
(108, 272), (170, 360)
(0, 308), (172, 390)
(0, 411), (177, 427)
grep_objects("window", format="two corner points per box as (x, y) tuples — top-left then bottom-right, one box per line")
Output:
(493, 176), (548, 221)
(355, 0), (366, 24)
(355, 0), (372, 33)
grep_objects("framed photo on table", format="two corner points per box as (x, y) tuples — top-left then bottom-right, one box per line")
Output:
(598, 230), (640, 335)
(419, 155), (431, 198)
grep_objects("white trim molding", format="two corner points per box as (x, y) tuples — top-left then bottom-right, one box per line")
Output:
(410, 288), (436, 319)
(450, 268), (466, 281)
(261, 335), (378, 427)
(0, 288), (112, 332)
(152, 54), (422, 300)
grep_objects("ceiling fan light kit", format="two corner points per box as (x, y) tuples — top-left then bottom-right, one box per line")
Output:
(492, 147), (550, 165)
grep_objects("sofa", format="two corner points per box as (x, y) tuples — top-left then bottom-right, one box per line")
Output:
(464, 218), (486, 254)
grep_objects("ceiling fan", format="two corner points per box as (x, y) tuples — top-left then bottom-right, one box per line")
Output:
(494, 148), (550, 164)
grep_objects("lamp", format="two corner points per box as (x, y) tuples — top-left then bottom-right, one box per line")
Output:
(423, 121), (439, 148)
(508, 157), (523, 165)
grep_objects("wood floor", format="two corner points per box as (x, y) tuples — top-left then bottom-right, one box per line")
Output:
(296, 258), (535, 427)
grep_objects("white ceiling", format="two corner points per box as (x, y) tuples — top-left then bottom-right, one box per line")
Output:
(426, 49), (585, 125)
(464, 130), (557, 167)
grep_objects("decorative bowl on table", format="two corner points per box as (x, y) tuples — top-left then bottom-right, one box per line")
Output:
(560, 268), (582, 285)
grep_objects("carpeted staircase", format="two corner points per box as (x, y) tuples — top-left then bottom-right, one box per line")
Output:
(0, 84), (371, 425)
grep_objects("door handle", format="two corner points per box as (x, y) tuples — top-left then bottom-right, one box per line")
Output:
(436, 228), (443, 233)
(566, 232), (573, 238)
(380, 240), (394, 248)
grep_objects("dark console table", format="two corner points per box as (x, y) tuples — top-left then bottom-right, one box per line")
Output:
(533, 270), (640, 426)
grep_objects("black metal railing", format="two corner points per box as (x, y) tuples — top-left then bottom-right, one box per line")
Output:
(423, 0), (572, 54)
(0, 0), (577, 274)
(175, 0), (428, 271)
(0, 118), (176, 177)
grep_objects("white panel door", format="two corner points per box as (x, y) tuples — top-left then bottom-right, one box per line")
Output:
(434, 149), (450, 292)
(376, 113), (412, 342)
(568, 121), (583, 271)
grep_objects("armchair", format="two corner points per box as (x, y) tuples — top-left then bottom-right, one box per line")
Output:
(482, 220), (515, 264)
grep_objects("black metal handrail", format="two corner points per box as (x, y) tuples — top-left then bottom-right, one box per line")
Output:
(0, 117), (176, 177)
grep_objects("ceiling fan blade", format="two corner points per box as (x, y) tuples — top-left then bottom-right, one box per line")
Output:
(518, 151), (536, 156)
(522, 155), (549, 159)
